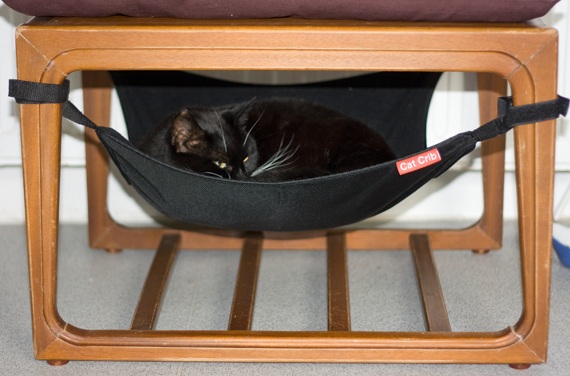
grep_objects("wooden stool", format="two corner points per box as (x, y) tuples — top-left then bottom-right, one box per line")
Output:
(15, 17), (557, 367)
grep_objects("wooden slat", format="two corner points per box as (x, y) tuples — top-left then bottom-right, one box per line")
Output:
(327, 232), (351, 331)
(228, 233), (263, 330)
(410, 234), (451, 332)
(131, 234), (181, 330)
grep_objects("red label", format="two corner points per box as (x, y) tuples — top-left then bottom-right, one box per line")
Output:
(396, 148), (442, 175)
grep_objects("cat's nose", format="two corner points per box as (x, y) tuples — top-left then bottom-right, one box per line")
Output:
(234, 167), (249, 180)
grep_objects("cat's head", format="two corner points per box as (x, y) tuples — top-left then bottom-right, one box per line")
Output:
(170, 102), (260, 179)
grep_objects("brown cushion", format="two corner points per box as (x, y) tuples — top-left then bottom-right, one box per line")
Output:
(2, 0), (559, 23)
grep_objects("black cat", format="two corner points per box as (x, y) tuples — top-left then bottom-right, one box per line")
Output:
(138, 98), (396, 181)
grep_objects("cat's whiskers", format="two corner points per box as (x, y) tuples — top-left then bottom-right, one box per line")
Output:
(251, 135), (299, 177)
(203, 169), (232, 180)
(243, 110), (265, 147)
(203, 171), (224, 179)
(214, 111), (228, 153)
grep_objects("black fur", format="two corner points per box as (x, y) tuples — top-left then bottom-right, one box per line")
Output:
(138, 98), (396, 181)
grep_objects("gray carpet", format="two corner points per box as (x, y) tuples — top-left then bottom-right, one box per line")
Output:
(1, 223), (569, 375)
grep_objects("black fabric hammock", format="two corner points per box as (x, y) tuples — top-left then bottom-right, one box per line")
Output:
(8, 73), (569, 232)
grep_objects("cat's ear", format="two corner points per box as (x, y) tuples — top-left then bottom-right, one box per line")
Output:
(171, 110), (205, 153)
(225, 97), (256, 121)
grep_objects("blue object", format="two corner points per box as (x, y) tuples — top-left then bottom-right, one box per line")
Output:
(552, 223), (570, 268)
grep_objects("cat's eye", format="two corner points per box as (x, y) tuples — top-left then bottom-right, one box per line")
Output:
(213, 160), (227, 169)
(243, 156), (249, 163)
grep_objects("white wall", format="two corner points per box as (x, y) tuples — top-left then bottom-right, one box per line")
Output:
(0, 3), (569, 226)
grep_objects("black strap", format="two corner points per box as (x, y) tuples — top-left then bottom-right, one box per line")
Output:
(9, 79), (98, 130)
(470, 95), (569, 142)
(61, 100), (99, 130)
(7, 78), (569, 140)
(498, 96), (569, 127)
(9, 79), (70, 104)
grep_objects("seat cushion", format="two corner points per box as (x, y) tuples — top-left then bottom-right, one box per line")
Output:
(2, 0), (559, 23)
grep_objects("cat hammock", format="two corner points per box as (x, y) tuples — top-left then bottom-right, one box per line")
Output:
(9, 74), (569, 232)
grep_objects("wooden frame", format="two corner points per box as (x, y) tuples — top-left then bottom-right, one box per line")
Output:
(15, 17), (557, 367)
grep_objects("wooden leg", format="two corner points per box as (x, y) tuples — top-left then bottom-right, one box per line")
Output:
(47, 360), (70, 366)
(19, 92), (67, 359)
(475, 73), (508, 253)
(82, 71), (119, 252)
(105, 248), (123, 254)
(506, 35), (558, 364)
(510, 364), (532, 370)
(472, 249), (491, 255)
